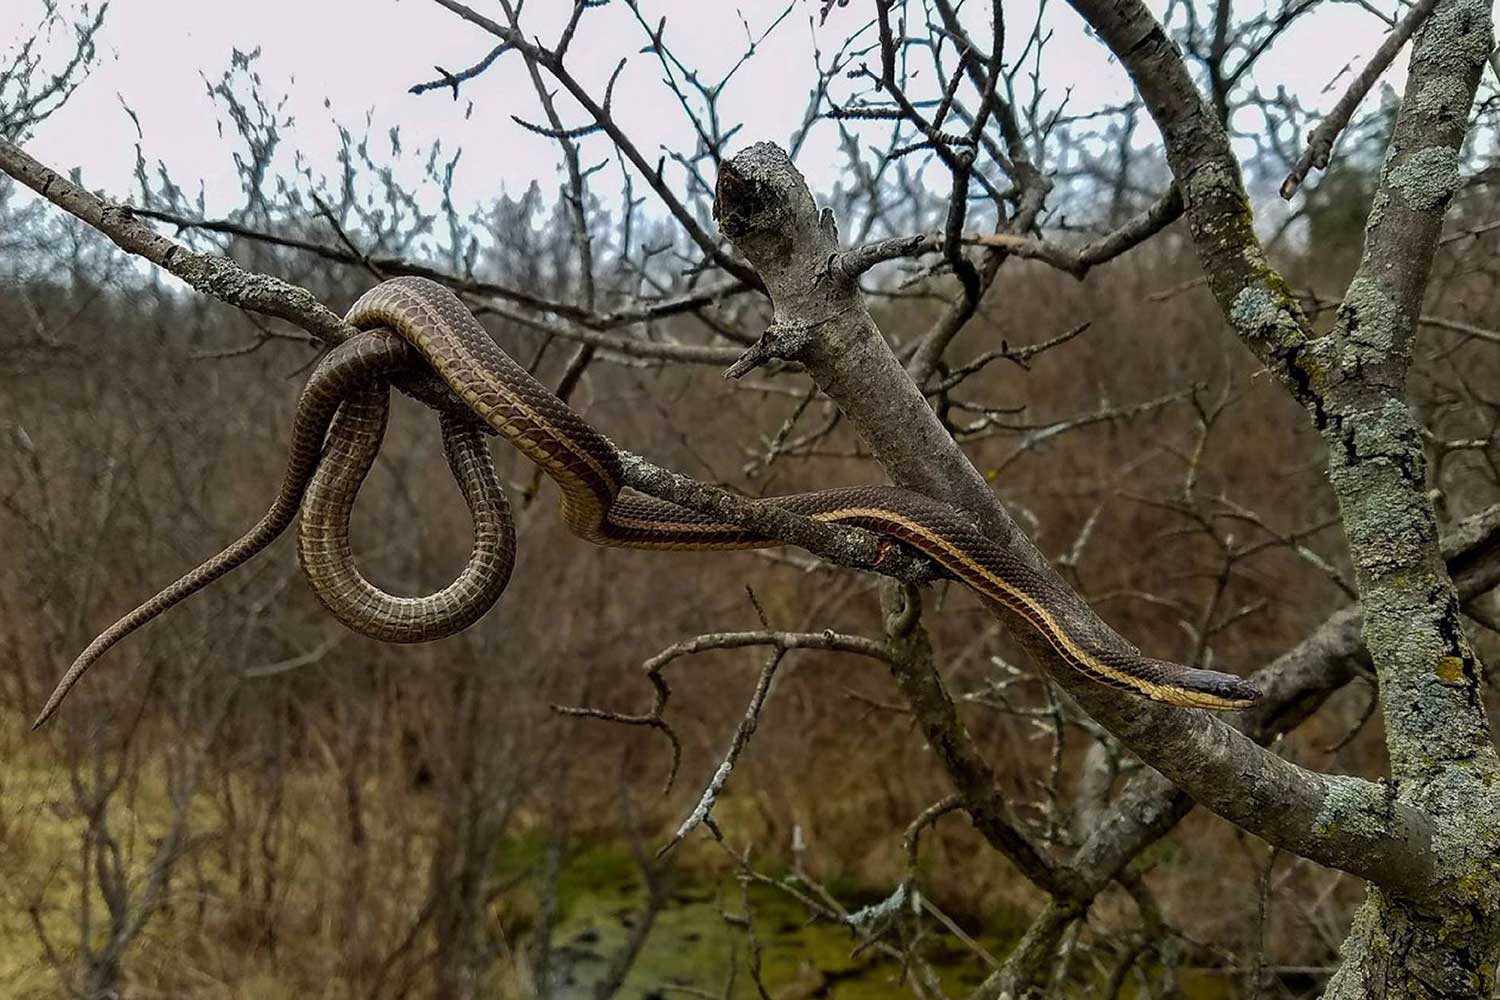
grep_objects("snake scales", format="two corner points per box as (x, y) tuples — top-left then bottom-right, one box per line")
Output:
(34, 276), (1259, 726)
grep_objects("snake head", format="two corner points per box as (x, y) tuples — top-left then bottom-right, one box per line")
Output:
(1176, 667), (1262, 710)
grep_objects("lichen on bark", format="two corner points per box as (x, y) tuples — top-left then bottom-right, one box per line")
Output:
(1386, 145), (1463, 212)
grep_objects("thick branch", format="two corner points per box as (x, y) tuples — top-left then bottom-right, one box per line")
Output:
(1068, 499), (1500, 903)
(879, 585), (1078, 899)
(1318, 0), (1498, 775)
(1036, 612), (1432, 897)
(616, 452), (935, 586)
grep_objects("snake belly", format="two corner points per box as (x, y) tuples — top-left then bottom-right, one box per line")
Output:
(36, 276), (1259, 727)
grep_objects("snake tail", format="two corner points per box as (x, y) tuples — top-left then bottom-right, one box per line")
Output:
(32, 332), (412, 728)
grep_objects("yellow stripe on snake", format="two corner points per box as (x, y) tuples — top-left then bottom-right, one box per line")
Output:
(34, 277), (1259, 727)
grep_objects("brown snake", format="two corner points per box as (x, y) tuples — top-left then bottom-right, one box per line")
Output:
(34, 276), (1259, 726)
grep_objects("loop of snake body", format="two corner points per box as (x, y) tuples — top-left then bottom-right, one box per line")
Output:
(34, 276), (1259, 727)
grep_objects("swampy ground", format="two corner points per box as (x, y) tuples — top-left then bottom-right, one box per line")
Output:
(539, 842), (1243, 999)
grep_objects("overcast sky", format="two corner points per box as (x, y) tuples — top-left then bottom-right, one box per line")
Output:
(6, 0), (1491, 220)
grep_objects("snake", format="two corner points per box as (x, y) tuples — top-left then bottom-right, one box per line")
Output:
(33, 276), (1260, 727)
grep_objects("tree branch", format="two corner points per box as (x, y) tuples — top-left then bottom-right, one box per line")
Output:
(131, 206), (751, 330)
(1318, 0), (1498, 776)
(1280, 0), (1442, 199)
(1063, 0), (1313, 393)
(0, 140), (346, 343)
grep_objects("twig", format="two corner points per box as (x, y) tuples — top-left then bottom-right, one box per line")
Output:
(658, 648), (786, 857)
(0, 140), (348, 343)
(1280, 0), (1441, 199)
(408, 42), (513, 98)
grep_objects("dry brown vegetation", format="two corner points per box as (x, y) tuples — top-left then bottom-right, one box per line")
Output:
(5, 0), (1500, 996)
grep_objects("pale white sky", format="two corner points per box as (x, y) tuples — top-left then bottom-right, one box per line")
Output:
(5, 0), (1487, 221)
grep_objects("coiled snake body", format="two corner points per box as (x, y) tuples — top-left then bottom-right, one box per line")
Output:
(35, 277), (1259, 726)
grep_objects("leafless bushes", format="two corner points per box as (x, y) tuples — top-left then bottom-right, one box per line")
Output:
(5, 0), (1500, 994)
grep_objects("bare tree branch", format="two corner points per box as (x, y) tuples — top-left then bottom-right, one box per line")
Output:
(1280, 0), (1442, 199)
